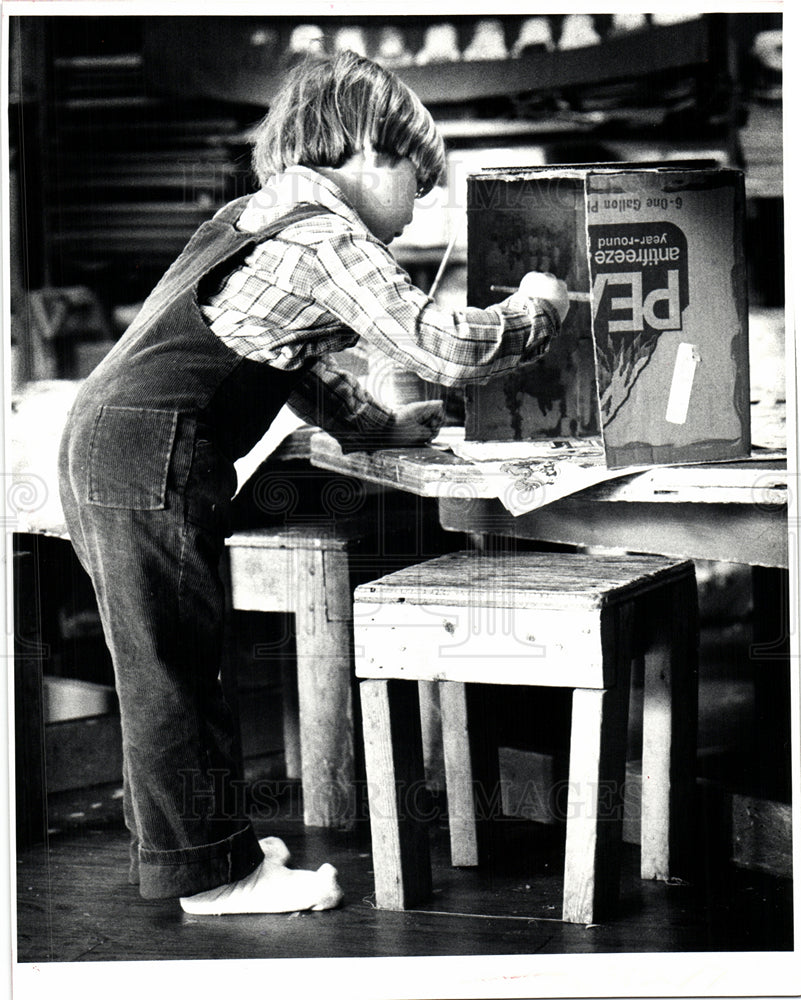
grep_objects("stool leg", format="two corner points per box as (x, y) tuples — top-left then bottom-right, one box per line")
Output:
(360, 679), (432, 909)
(563, 684), (630, 923)
(640, 573), (699, 881)
(418, 680), (445, 791)
(439, 681), (503, 868)
(563, 606), (632, 924)
(293, 550), (355, 829)
(440, 681), (478, 866)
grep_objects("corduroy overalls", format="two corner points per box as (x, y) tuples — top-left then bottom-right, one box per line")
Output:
(58, 200), (325, 898)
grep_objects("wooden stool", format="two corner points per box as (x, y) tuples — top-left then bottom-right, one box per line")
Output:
(355, 550), (698, 924)
(225, 518), (374, 829)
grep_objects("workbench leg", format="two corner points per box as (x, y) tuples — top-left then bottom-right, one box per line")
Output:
(218, 551), (244, 777)
(752, 566), (792, 803)
(360, 679), (432, 910)
(293, 550), (355, 828)
(13, 537), (48, 848)
(640, 575), (699, 881)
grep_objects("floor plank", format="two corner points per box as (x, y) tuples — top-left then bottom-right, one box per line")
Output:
(16, 782), (793, 964)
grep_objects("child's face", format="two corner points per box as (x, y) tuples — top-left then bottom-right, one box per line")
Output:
(352, 155), (417, 245)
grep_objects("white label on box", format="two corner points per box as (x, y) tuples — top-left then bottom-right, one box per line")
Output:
(665, 342), (700, 424)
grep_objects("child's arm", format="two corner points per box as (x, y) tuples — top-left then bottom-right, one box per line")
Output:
(309, 230), (563, 387)
(286, 357), (442, 452)
(387, 400), (444, 445)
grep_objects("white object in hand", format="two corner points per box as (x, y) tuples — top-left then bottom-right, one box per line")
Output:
(516, 272), (570, 322)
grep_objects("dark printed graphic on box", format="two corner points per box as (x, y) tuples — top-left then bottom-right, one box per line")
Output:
(589, 221), (690, 430)
(586, 169), (749, 467)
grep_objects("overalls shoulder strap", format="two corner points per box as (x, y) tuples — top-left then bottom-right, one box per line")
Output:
(139, 200), (329, 319)
(211, 197), (328, 240)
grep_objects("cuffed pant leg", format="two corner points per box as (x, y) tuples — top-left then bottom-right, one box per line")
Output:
(87, 505), (262, 897)
(59, 421), (263, 899)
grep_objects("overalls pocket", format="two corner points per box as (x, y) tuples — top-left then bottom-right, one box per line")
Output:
(87, 405), (179, 509)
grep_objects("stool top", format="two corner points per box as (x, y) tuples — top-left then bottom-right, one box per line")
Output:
(354, 550), (694, 610)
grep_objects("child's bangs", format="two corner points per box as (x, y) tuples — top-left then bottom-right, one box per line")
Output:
(374, 83), (445, 197)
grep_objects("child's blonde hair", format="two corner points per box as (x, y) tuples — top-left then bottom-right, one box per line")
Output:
(251, 51), (445, 196)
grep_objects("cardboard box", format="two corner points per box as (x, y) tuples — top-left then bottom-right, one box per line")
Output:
(465, 164), (750, 468)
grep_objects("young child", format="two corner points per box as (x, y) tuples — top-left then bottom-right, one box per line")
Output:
(58, 50), (569, 916)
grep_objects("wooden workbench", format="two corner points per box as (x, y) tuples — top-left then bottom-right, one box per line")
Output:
(309, 429), (789, 568)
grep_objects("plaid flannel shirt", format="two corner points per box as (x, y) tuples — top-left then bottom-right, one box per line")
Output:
(200, 166), (558, 446)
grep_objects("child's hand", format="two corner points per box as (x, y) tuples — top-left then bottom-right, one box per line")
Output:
(386, 400), (444, 446)
(516, 271), (570, 322)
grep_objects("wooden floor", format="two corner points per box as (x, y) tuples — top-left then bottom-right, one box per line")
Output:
(17, 779), (793, 966)
(14, 608), (796, 996)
